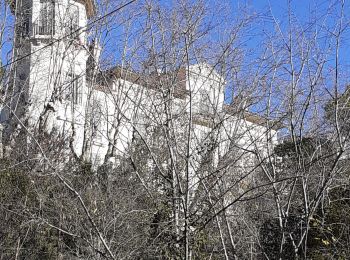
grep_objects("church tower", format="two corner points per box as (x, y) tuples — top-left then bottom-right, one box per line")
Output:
(3, 0), (95, 152)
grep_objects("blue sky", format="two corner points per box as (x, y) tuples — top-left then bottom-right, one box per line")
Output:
(236, 0), (349, 60)
(1, 0), (349, 75)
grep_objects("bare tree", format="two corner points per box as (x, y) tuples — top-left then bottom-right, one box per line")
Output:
(1, 0), (350, 259)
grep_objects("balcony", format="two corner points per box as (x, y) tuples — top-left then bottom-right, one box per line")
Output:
(31, 22), (84, 43)
(32, 22), (55, 38)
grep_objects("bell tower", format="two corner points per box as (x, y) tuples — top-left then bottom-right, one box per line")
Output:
(3, 0), (95, 148)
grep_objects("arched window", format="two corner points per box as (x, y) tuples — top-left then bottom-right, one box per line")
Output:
(37, 0), (55, 35)
(199, 90), (212, 114)
(66, 4), (79, 40)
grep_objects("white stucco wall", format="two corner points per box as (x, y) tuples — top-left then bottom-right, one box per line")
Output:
(4, 0), (279, 167)
(83, 66), (278, 168)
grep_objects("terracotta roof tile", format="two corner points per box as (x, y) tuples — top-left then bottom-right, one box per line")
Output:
(97, 66), (189, 99)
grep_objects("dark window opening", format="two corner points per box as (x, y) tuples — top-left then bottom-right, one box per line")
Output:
(17, 1), (31, 38)
(34, 0), (55, 36)
(66, 4), (80, 40)
(65, 73), (82, 105)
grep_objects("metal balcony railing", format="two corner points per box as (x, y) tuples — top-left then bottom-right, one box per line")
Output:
(31, 22), (83, 41)
(32, 22), (55, 36)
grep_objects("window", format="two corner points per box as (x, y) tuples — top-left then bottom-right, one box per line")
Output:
(17, 1), (30, 38)
(36, 0), (55, 35)
(199, 90), (212, 114)
(17, 16), (30, 38)
(64, 73), (82, 105)
(22, 17), (30, 36)
(66, 4), (79, 40)
(72, 75), (82, 105)
(91, 99), (103, 142)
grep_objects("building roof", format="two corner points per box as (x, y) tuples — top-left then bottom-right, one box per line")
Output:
(8, 0), (96, 18)
(93, 65), (282, 131)
(78, 0), (96, 18)
(96, 66), (189, 99)
(223, 104), (283, 131)
(94, 67), (221, 129)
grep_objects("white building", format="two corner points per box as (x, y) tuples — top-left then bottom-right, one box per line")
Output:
(0, 0), (280, 168)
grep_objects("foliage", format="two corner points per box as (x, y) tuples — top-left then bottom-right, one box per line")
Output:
(1, 0), (350, 259)
(308, 185), (350, 259)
